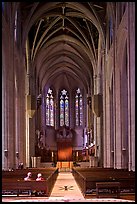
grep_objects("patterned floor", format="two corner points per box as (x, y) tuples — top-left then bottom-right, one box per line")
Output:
(2, 172), (135, 202)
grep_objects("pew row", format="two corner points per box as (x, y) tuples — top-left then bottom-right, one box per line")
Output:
(2, 180), (48, 196)
(96, 182), (120, 198)
(2, 167), (58, 180)
(72, 167), (135, 198)
(2, 168), (58, 196)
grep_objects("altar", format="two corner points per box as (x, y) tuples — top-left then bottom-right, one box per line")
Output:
(57, 161), (73, 170)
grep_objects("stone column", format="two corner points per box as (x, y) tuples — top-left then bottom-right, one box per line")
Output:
(87, 94), (92, 146)
(7, 26), (16, 170)
(105, 84), (111, 167)
(101, 49), (107, 167)
(41, 94), (46, 146)
(55, 89), (59, 129)
(69, 90), (74, 128)
(15, 79), (20, 169)
(93, 75), (97, 157)
(127, 3), (135, 171)
(15, 58), (24, 169)
(19, 67), (26, 167)
(2, 62), (5, 169)
(2, 48), (9, 170)
(96, 74), (102, 166)
(27, 42), (36, 167)
(114, 62), (122, 169)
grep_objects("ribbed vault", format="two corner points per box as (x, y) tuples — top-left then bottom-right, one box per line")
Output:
(21, 2), (106, 93)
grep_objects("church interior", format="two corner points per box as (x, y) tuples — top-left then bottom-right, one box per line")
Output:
(2, 2), (135, 202)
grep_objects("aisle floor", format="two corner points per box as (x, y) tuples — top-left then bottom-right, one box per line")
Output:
(2, 171), (135, 202)
(50, 171), (84, 199)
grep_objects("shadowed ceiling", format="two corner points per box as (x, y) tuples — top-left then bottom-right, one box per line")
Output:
(21, 2), (106, 93)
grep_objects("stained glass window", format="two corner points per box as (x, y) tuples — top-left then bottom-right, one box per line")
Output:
(2, 2), (4, 13)
(60, 89), (69, 126)
(109, 16), (113, 47)
(46, 88), (54, 126)
(75, 88), (83, 126)
(14, 11), (18, 41)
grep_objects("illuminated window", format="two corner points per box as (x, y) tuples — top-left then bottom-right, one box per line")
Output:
(14, 11), (18, 41)
(60, 89), (69, 126)
(75, 88), (83, 126)
(46, 88), (54, 126)
(109, 16), (113, 46)
(2, 2), (4, 13)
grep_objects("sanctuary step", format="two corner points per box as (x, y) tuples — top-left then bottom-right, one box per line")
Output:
(57, 161), (73, 170)
(59, 167), (71, 172)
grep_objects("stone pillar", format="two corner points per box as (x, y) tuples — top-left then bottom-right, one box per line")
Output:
(25, 39), (35, 167)
(101, 49), (107, 167)
(19, 68), (26, 167)
(105, 84), (111, 167)
(87, 94), (92, 146)
(93, 73), (102, 166)
(55, 89), (59, 129)
(41, 94), (46, 146)
(15, 83), (20, 169)
(114, 63), (122, 169)
(69, 90), (74, 128)
(14, 58), (25, 169)
(127, 3), (135, 171)
(6, 26), (16, 170)
(96, 35), (104, 167)
(96, 74), (102, 166)
(2, 5), (26, 170)
(2, 53), (4, 168)
(2, 47), (9, 170)
(93, 75), (97, 157)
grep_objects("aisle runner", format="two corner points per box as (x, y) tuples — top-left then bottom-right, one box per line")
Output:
(50, 172), (84, 199)
(2, 172), (135, 202)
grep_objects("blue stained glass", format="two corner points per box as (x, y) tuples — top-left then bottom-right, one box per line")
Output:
(65, 100), (68, 108)
(46, 88), (54, 126)
(2, 2), (4, 13)
(61, 104), (64, 108)
(60, 89), (69, 126)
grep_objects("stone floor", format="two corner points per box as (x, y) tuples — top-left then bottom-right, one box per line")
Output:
(2, 171), (135, 202)
(50, 171), (84, 199)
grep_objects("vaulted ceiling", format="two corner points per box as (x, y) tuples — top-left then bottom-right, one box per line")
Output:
(21, 2), (106, 94)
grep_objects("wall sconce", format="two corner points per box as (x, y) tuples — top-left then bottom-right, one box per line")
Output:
(4, 149), (8, 157)
(16, 152), (19, 158)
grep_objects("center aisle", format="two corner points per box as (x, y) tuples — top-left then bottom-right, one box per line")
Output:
(49, 171), (85, 201)
(2, 171), (135, 202)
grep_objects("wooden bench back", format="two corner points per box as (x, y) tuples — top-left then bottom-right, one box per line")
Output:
(2, 167), (58, 180)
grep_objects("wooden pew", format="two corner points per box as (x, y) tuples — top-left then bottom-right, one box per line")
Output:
(96, 182), (120, 198)
(72, 167), (135, 198)
(2, 167), (59, 196)
(2, 167), (58, 180)
(2, 180), (48, 196)
(73, 167), (129, 173)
